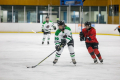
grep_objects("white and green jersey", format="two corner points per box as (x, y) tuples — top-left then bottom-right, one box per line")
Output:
(42, 20), (54, 32)
(55, 26), (73, 45)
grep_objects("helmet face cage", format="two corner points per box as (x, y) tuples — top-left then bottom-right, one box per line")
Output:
(84, 22), (91, 27)
(46, 16), (49, 19)
(57, 21), (65, 26)
(57, 21), (65, 30)
(46, 16), (49, 22)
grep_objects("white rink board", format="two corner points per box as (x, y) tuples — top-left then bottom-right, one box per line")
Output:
(0, 23), (119, 34)
(95, 24), (119, 34)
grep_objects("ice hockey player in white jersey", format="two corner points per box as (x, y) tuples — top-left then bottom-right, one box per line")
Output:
(42, 16), (56, 44)
(53, 21), (76, 65)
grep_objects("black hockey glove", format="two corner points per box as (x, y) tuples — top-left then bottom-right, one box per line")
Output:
(86, 37), (91, 41)
(53, 26), (56, 30)
(61, 39), (66, 46)
(55, 45), (61, 51)
(79, 32), (84, 41)
(42, 29), (44, 32)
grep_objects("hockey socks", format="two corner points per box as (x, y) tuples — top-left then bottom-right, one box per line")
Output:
(88, 47), (96, 59)
(94, 49), (102, 60)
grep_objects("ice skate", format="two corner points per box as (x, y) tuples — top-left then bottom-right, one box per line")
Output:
(99, 59), (103, 63)
(94, 58), (98, 64)
(42, 42), (44, 44)
(72, 59), (76, 66)
(53, 59), (58, 65)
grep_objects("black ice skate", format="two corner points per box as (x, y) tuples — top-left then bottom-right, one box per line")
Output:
(53, 59), (58, 65)
(94, 58), (98, 63)
(99, 59), (103, 63)
(72, 59), (76, 66)
(47, 41), (49, 45)
(42, 42), (44, 44)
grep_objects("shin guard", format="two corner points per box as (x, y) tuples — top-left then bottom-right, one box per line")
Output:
(88, 47), (96, 59)
(94, 49), (102, 60)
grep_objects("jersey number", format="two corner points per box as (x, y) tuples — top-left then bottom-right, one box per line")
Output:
(55, 37), (59, 40)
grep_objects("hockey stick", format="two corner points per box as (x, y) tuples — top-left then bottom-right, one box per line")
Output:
(27, 50), (56, 68)
(32, 30), (42, 33)
(32, 29), (54, 33)
(27, 45), (63, 68)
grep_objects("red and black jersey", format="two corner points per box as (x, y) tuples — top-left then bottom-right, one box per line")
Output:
(82, 27), (98, 43)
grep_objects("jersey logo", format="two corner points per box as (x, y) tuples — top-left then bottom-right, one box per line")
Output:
(46, 25), (50, 28)
(63, 35), (67, 38)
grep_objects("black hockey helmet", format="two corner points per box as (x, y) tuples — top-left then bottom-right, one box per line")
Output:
(84, 21), (91, 27)
(57, 20), (65, 31)
(84, 21), (92, 30)
(46, 16), (49, 22)
(57, 20), (65, 26)
(46, 16), (49, 19)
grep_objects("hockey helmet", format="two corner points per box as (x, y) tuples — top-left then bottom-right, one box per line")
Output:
(57, 20), (65, 31)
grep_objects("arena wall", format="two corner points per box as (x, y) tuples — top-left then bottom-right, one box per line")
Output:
(0, 23), (119, 35)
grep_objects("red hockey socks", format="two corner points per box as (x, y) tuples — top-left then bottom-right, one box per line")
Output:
(94, 49), (102, 60)
(88, 47), (96, 59)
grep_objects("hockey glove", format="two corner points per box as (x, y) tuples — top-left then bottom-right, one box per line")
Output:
(55, 45), (61, 51)
(86, 37), (91, 41)
(53, 26), (56, 30)
(79, 32), (84, 41)
(42, 29), (44, 32)
(61, 39), (66, 46)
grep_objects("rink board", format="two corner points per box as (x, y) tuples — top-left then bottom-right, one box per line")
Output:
(0, 23), (119, 36)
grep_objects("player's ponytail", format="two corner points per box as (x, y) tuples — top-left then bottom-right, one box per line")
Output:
(91, 27), (96, 30)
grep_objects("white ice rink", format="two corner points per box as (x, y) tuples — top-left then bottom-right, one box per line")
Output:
(0, 33), (120, 80)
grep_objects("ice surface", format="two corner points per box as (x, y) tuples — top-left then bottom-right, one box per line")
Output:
(0, 33), (120, 80)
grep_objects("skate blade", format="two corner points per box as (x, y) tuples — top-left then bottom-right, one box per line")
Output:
(94, 62), (98, 64)
(53, 63), (56, 66)
(70, 61), (76, 66)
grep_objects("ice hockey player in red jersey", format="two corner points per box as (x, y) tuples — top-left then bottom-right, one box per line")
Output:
(114, 25), (120, 35)
(79, 21), (103, 63)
